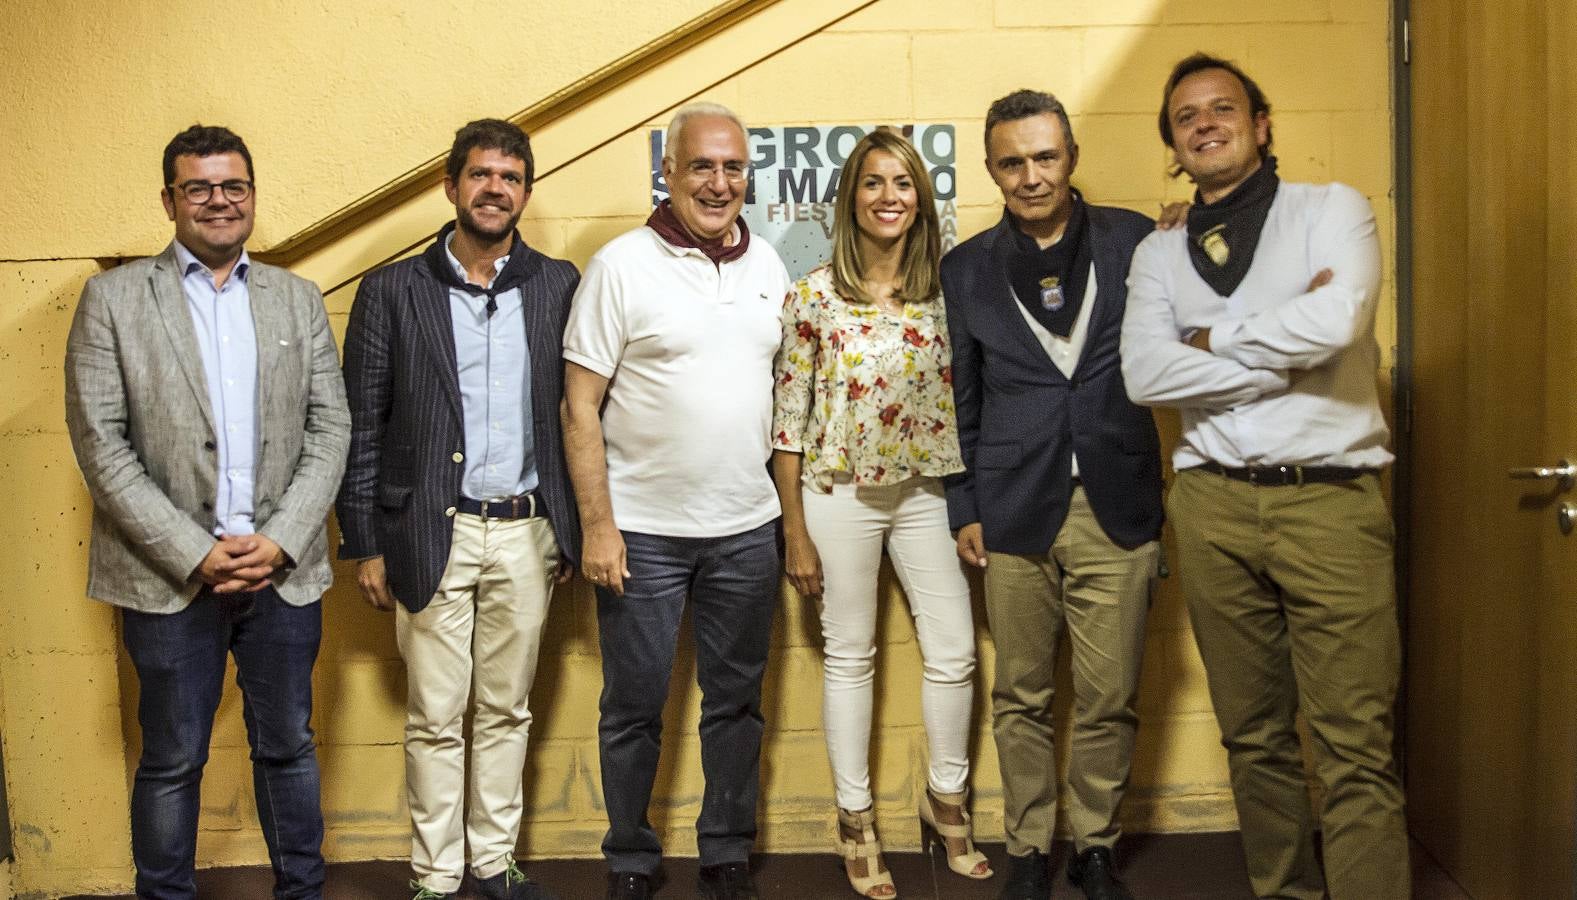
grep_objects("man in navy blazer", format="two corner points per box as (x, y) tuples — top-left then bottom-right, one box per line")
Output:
(337, 119), (578, 900)
(942, 91), (1163, 900)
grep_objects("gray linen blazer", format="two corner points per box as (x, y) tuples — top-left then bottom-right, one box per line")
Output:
(64, 243), (351, 613)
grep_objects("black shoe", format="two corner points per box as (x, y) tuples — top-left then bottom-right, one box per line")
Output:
(698, 860), (759, 899)
(997, 849), (1051, 900)
(477, 860), (556, 900)
(606, 871), (652, 900)
(1067, 846), (1134, 900)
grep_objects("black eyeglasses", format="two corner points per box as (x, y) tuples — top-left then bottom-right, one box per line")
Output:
(170, 179), (254, 204)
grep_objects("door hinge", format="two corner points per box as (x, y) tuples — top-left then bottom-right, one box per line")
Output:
(1402, 18), (1411, 65)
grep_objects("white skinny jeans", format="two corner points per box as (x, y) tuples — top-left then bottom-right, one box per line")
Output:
(802, 476), (978, 811)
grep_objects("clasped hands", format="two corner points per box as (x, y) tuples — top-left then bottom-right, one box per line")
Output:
(195, 533), (287, 594)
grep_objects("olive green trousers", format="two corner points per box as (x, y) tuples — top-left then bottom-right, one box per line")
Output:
(1169, 468), (1408, 900)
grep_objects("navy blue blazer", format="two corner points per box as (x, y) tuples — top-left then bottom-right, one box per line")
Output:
(336, 231), (581, 613)
(941, 205), (1164, 553)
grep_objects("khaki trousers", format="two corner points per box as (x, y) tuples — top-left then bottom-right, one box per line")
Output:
(395, 513), (559, 894)
(985, 487), (1156, 855)
(1169, 468), (1408, 900)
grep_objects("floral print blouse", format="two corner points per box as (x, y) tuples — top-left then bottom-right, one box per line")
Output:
(772, 264), (964, 492)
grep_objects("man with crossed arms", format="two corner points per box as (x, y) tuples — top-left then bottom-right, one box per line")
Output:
(1121, 54), (1408, 900)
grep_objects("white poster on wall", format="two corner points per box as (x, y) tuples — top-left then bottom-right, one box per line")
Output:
(650, 124), (958, 281)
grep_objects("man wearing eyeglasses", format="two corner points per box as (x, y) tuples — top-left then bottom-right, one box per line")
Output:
(562, 102), (790, 900)
(64, 124), (349, 899)
(337, 119), (577, 900)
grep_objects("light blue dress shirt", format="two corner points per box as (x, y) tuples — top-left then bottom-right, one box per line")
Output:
(444, 236), (537, 500)
(176, 241), (258, 536)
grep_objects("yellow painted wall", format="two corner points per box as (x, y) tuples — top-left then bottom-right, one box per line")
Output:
(0, 0), (724, 261)
(0, 1), (1394, 896)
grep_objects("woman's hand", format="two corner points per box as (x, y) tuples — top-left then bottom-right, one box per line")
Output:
(784, 525), (825, 600)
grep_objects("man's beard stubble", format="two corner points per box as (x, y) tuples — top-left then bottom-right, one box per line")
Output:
(456, 199), (521, 244)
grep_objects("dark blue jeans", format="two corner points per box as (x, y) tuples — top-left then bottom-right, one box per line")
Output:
(121, 586), (325, 900)
(596, 521), (781, 874)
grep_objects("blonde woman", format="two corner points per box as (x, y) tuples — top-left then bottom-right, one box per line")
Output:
(772, 130), (991, 898)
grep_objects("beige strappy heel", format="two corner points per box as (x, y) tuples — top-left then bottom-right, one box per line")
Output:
(836, 806), (897, 898)
(917, 787), (993, 880)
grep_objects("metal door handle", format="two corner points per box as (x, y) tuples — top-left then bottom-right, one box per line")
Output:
(1508, 457), (1577, 488)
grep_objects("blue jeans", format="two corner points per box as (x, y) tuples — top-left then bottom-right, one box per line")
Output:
(121, 586), (325, 900)
(596, 521), (781, 874)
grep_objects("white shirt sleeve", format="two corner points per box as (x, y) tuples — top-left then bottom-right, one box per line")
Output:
(1207, 184), (1382, 371)
(562, 250), (625, 379)
(1121, 233), (1291, 410)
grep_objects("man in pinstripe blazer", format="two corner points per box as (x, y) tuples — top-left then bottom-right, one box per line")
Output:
(337, 119), (579, 900)
(65, 124), (350, 900)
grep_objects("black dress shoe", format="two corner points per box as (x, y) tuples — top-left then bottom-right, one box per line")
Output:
(606, 871), (652, 900)
(1068, 846), (1134, 900)
(698, 860), (759, 899)
(997, 849), (1051, 900)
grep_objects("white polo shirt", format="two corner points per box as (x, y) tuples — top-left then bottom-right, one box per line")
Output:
(564, 224), (791, 537)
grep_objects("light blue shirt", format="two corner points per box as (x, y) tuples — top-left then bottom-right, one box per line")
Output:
(445, 235), (536, 499)
(176, 241), (258, 536)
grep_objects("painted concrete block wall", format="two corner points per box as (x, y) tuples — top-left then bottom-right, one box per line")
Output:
(0, 0), (725, 261)
(0, 0), (1393, 895)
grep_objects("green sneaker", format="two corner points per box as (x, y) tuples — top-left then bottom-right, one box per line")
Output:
(410, 880), (452, 900)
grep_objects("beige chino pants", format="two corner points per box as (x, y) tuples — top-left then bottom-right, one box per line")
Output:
(395, 512), (559, 894)
(1168, 468), (1408, 900)
(985, 487), (1156, 856)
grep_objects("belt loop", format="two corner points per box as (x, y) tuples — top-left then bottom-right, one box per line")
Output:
(480, 499), (490, 520)
(1293, 465), (1304, 486)
(528, 493), (537, 518)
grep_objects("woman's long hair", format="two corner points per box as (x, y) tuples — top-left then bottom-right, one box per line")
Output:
(829, 129), (943, 305)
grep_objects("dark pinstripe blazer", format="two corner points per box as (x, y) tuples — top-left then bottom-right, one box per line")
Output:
(335, 228), (581, 613)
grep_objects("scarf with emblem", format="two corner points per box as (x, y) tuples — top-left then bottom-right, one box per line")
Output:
(1004, 190), (1092, 337)
(1185, 155), (1280, 297)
